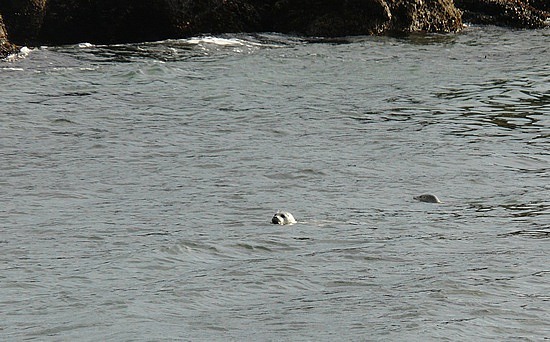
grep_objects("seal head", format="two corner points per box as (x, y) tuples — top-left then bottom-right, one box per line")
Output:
(271, 211), (297, 225)
(414, 194), (442, 203)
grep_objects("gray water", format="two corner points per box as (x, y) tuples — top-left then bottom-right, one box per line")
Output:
(1, 26), (549, 341)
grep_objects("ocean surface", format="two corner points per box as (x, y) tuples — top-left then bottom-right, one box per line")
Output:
(1, 26), (549, 341)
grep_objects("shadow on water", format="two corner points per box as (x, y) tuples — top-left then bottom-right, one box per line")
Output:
(390, 31), (459, 45)
(501, 202), (549, 218)
(499, 230), (550, 239)
(469, 200), (549, 217)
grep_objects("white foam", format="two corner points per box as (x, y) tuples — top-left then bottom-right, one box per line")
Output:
(0, 67), (24, 71)
(4, 46), (33, 62)
(187, 36), (245, 46)
(78, 42), (94, 48)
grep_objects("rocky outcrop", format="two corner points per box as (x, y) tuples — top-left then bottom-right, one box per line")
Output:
(0, 0), (547, 54)
(1, 13), (18, 58)
(38, 0), (174, 44)
(244, 0), (462, 36)
(258, 0), (393, 36)
(455, 0), (550, 28)
(167, 0), (262, 36)
(0, 0), (264, 45)
(0, 0), (463, 47)
(389, 0), (463, 33)
(0, 0), (46, 46)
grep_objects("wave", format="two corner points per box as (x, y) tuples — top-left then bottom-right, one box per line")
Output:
(4, 46), (33, 62)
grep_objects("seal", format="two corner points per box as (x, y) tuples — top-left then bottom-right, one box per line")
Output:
(271, 211), (297, 225)
(414, 194), (441, 203)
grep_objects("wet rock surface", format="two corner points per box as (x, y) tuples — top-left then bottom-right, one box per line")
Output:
(455, 0), (550, 28)
(1, 13), (18, 57)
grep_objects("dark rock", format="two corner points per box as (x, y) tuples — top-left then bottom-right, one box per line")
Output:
(39, 0), (174, 44)
(0, 0), (463, 47)
(527, 0), (550, 12)
(11, 0), (550, 50)
(455, 0), (550, 28)
(0, 0), (46, 46)
(2, 0), (263, 45)
(167, 0), (261, 36)
(1, 13), (18, 58)
(264, 0), (393, 36)
(389, 0), (463, 33)
(252, 0), (462, 36)
(38, 0), (262, 44)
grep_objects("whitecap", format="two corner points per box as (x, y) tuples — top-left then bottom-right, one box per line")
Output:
(0, 67), (24, 71)
(187, 36), (245, 46)
(78, 42), (94, 48)
(4, 46), (33, 62)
